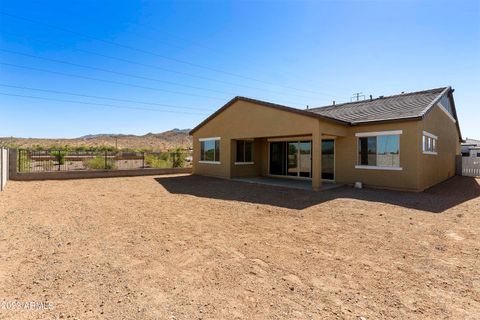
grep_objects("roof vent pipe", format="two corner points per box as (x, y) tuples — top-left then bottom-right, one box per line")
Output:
(333, 100), (335, 105)
(369, 95), (373, 100)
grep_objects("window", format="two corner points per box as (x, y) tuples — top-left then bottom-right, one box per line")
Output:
(356, 131), (401, 170)
(358, 136), (377, 166)
(422, 131), (437, 155)
(200, 138), (220, 163)
(235, 140), (253, 164)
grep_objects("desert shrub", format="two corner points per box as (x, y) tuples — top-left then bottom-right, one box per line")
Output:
(159, 152), (170, 161)
(32, 144), (45, 151)
(51, 150), (68, 165)
(73, 146), (88, 152)
(95, 145), (116, 152)
(144, 154), (171, 168)
(18, 153), (31, 172)
(46, 145), (70, 152)
(170, 148), (186, 168)
(84, 156), (116, 170)
(0, 142), (19, 149)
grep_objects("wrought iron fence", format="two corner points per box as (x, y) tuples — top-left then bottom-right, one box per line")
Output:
(17, 149), (192, 173)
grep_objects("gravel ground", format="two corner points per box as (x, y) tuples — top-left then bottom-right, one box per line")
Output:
(0, 174), (479, 319)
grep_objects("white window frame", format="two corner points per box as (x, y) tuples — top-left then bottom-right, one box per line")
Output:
(234, 139), (254, 165)
(422, 131), (438, 155)
(199, 137), (221, 164)
(355, 130), (403, 137)
(355, 130), (402, 170)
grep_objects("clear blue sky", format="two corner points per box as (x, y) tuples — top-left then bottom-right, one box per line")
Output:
(0, 0), (479, 138)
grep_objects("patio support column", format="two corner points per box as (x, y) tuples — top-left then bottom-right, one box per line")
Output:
(312, 123), (322, 191)
(224, 138), (233, 178)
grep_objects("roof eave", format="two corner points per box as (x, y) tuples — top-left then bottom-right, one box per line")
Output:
(189, 96), (240, 135)
(190, 96), (349, 135)
(190, 87), (462, 139)
(351, 116), (423, 126)
(419, 86), (450, 118)
(448, 89), (463, 141)
(418, 87), (462, 141)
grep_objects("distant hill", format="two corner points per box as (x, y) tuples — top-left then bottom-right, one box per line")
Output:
(78, 133), (135, 139)
(0, 129), (192, 150)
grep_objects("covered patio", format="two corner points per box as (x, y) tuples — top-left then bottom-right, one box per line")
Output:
(191, 96), (348, 190)
(229, 132), (344, 191)
(233, 176), (343, 191)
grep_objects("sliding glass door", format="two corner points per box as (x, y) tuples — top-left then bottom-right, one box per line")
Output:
(269, 142), (286, 176)
(270, 140), (334, 180)
(287, 142), (299, 176)
(270, 141), (311, 178)
(321, 139), (335, 180)
(299, 142), (312, 177)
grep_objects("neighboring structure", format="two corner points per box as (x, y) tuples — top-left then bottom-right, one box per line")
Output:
(461, 139), (480, 157)
(190, 87), (462, 192)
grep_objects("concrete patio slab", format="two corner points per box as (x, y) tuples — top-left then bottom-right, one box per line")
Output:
(232, 176), (343, 191)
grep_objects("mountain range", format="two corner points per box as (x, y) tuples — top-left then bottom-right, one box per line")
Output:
(0, 129), (192, 150)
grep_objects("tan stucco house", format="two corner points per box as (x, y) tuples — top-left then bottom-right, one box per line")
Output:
(190, 87), (462, 192)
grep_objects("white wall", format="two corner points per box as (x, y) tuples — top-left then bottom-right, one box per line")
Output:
(0, 148), (8, 191)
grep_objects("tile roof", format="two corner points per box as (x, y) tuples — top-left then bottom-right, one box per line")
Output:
(191, 86), (460, 139)
(307, 87), (449, 124)
(189, 95), (348, 134)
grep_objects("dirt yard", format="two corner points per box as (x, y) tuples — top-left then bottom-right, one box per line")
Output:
(0, 175), (479, 319)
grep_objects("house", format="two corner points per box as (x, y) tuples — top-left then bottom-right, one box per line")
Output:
(461, 139), (480, 157)
(190, 87), (462, 192)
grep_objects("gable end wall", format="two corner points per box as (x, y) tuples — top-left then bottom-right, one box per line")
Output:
(419, 104), (460, 190)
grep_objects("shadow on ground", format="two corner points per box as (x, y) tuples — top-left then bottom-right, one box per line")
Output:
(155, 175), (480, 212)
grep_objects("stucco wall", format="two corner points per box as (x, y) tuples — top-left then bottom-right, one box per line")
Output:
(230, 139), (262, 178)
(334, 120), (422, 191)
(253, 123), (424, 192)
(419, 104), (460, 190)
(192, 99), (347, 179)
(191, 99), (459, 192)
